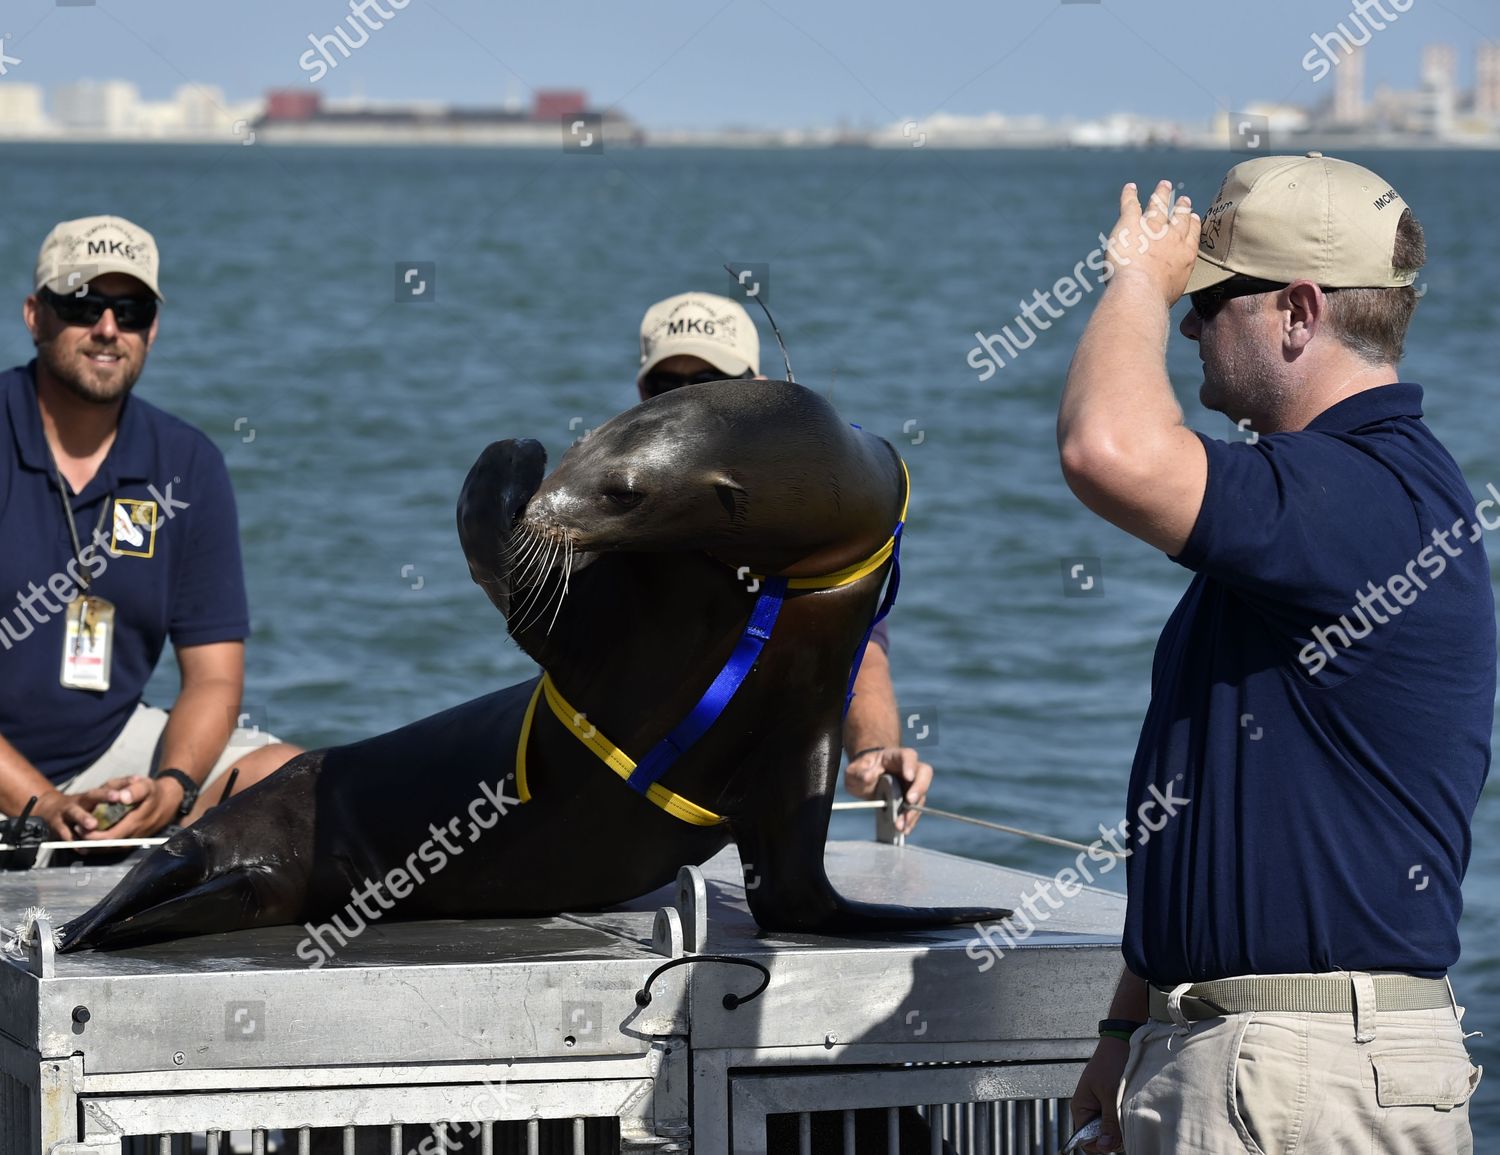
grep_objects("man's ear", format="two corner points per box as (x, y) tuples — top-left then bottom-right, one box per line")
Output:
(1284, 281), (1323, 353)
(23, 295), (41, 346)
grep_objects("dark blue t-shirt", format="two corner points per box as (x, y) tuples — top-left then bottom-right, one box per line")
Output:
(0, 362), (249, 784)
(1124, 384), (1495, 984)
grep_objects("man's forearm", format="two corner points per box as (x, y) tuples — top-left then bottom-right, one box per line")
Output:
(154, 677), (238, 783)
(843, 643), (899, 756)
(1109, 965), (1150, 1022)
(0, 732), (63, 816)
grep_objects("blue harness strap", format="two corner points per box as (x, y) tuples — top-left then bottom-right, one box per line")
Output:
(626, 576), (790, 796)
(613, 445), (909, 805)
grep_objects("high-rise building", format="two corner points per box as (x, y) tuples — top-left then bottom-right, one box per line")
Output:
(51, 81), (139, 132)
(1420, 44), (1457, 137)
(174, 85), (217, 132)
(1333, 47), (1366, 124)
(1423, 44), (1458, 91)
(0, 84), (47, 134)
(1477, 42), (1500, 119)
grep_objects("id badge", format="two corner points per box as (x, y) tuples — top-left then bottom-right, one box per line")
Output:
(61, 595), (114, 691)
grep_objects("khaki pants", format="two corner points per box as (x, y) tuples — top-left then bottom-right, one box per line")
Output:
(60, 704), (284, 796)
(1120, 973), (1482, 1154)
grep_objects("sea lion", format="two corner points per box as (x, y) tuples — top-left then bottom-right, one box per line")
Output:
(61, 381), (1011, 951)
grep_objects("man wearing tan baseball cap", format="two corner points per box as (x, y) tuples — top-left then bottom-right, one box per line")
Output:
(0, 216), (300, 845)
(635, 291), (761, 400)
(632, 290), (932, 832)
(1058, 158), (1486, 1152)
(33, 214), (166, 302)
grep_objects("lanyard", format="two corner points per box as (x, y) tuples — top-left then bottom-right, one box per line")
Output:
(52, 467), (112, 592)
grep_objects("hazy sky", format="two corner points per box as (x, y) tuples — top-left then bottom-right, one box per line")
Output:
(2, 0), (1495, 129)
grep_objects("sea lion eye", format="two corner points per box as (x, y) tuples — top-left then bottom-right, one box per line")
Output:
(604, 486), (644, 510)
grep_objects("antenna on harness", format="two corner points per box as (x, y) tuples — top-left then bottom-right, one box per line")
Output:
(722, 264), (793, 383)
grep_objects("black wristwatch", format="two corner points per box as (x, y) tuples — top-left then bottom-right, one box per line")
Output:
(1098, 1018), (1145, 1041)
(150, 767), (200, 817)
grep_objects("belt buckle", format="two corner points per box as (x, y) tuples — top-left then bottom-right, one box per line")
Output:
(1188, 989), (1230, 1017)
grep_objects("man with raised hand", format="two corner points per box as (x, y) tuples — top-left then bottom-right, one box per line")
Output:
(0, 216), (300, 842)
(635, 291), (931, 832)
(1059, 159), (1487, 1151)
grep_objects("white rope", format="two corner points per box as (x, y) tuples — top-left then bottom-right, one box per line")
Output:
(831, 800), (1106, 856)
(0, 837), (168, 853)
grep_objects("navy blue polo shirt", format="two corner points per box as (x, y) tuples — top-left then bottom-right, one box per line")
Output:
(1124, 383), (1495, 984)
(0, 362), (249, 784)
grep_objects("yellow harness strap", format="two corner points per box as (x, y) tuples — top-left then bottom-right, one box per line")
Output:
(741, 459), (911, 590)
(515, 457), (909, 826)
(515, 673), (725, 827)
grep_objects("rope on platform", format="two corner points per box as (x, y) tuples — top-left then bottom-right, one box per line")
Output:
(831, 799), (1108, 856)
(0, 837), (168, 854)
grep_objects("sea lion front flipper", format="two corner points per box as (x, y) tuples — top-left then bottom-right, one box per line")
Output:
(732, 797), (1012, 934)
(457, 438), (548, 619)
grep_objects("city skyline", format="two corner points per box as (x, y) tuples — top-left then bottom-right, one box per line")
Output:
(0, 0), (1495, 132)
(4, 36), (1499, 150)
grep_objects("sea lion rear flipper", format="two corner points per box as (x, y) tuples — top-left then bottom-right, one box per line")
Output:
(60, 829), (291, 952)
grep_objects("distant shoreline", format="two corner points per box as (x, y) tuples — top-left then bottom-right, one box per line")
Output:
(3, 134), (1499, 151)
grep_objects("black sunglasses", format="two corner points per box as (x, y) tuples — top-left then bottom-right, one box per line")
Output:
(39, 286), (158, 332)
(642, 366), (753, 398)
(1188, 276), (1290, 321)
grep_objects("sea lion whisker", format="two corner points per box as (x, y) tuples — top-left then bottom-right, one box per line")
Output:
(509, 548), (550, 630)
(507, 523), (546, 562)
(507, 525), (544, 571)
(513, 538), (562, 634)
(544, 540), (573, 637)
(511, 528), (550, 597)
(517, 571), (560, 637)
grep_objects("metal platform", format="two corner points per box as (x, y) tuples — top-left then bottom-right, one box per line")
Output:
(0, 840), (1125, 1155)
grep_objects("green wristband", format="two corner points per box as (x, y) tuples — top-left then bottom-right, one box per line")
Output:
(1099, 1029), (1135, 1043)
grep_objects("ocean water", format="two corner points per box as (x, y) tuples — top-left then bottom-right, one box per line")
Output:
(2, 143), (1497, 1122)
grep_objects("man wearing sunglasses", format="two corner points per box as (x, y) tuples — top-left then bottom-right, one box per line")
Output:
(0, 216), (301, 844)
(1060, 157), (1487, 1152)
(635, 291), (931, 833)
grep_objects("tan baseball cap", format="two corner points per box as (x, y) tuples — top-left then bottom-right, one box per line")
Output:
(637, 292), (760, 385)
(34, 215), (164, 301)
(1185, 153), (1419, 295)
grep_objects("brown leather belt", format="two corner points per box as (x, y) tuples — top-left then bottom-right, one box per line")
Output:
(1149, 973), (1452, 1022)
